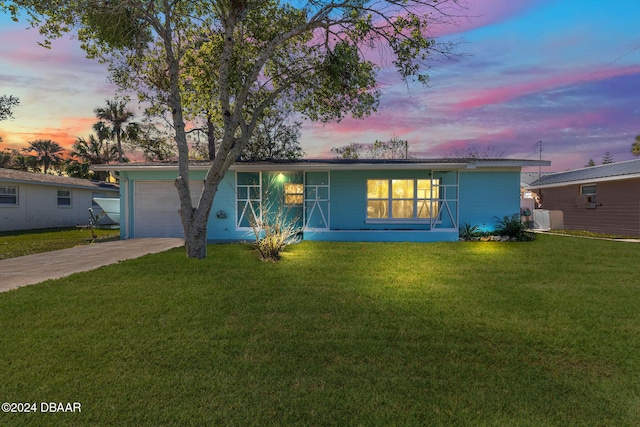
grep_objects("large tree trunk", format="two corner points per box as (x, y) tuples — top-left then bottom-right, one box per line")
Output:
(183, 221), (208, 259)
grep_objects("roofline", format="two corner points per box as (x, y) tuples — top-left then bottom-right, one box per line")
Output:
(93, 159), (550, 172)
(527, 172), (640, 189)
(0, 177), (119, 191)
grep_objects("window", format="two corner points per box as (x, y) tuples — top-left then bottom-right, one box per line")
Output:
(581, 184), (596, 203)
(57, 189), (72, 207)
(0, 185), (17, 205)
(284, 183), (304, 206)
(236, 172), (261, 228)
(367, 179), (439, 220)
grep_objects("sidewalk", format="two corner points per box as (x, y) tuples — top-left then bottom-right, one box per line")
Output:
(0, 238), (184, 293)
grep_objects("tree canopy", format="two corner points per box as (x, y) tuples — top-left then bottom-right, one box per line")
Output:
(22, 139), (65, 174)
(4, 0), (463, 258)
(0, 94), (20, 122)
(332, 137), (410, 159)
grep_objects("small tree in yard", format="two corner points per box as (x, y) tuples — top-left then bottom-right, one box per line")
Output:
(6, 0), (462, 258)
(248, 177), (302, 262)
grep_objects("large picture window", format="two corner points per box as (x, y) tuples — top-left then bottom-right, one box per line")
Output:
(0, 185), (17, 205)
(367, 179), (439, 220)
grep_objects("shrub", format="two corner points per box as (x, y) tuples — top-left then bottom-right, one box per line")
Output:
(494, 214), (535, 241)
(250, 210), (300, 261)
(459, 223), (481, 240)
(248, 177), (302, 261)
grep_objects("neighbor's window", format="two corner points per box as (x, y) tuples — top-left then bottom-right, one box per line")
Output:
(284, 183), (304, 206)
(57, 189), (72, 207)
(580, 184), (597, 203)
(0, 185), (18, 205)
(367, 179), (439, 220)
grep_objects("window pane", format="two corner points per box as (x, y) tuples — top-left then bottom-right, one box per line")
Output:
(0, 186), (17, 205)
(367, 180), (388, 199)
(237, 187), (248, 199)
(237, 172), (260, 185)
(417, 180), (431, 199)
(58, 190), (70, 197)
(432, 181), (440, 199)
(285, 194), (304, 205)
(367, 200), (388, 218)
(0, 186), (16, 195)
(392, 200), (413, 218)
(392, 180), (413, 199)
(249, 186), (261, 200)
(0, 195), (16, 204)
(581, 185), (596, 195)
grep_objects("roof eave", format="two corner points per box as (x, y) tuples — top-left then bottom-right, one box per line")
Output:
(93, 159), (550, 172)
(528, 172), (640, 189)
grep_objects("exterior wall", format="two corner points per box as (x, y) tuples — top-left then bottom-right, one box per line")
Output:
(330, 169), (437, 231)
(119, 167), (523, 242)
(538, 178), (640, 237)
(458, 170), (522, 232)
(0, 181), (118, 232)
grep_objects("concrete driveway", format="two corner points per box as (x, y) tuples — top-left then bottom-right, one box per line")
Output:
(0, 238), (184, 293)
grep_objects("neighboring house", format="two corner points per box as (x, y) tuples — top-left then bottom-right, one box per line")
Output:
(528, 159), (640, 237)
(95, 158), (548, 242)
(0, 168), (119, 232)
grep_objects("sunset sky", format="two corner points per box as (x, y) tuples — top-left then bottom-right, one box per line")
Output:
(1, 0), (639, 172)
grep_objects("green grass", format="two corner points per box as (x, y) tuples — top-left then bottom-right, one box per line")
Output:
(0, 227), (120, 260)
(1, 235), (640, 426)
(542, 229), (639, 240)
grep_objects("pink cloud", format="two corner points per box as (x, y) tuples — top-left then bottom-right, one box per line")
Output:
(451, 64), (640, 111)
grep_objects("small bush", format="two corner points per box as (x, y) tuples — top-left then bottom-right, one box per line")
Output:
(459, 223), (481, 240)
(251, 214), (300, 261)
(494, 214), (535, 241)
(248, 177), (302, 262)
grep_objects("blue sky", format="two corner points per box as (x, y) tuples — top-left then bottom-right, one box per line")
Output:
(1, 0), (639, 171)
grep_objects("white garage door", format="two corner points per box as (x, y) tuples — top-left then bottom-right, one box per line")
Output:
(133, 181), (204, 238)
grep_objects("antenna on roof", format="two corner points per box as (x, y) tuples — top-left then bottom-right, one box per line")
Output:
(535, 140), (543, 179)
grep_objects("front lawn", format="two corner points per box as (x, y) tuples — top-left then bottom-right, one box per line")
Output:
(0, 227), (120, 260)
(1, 235), (639, 426)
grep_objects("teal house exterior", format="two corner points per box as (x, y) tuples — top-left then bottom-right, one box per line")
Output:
(96, 158), (548, 242)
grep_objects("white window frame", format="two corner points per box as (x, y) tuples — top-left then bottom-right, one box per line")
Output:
(57, 189), (72, 207)
(236, 171), (262, 229)
(366, 178), (440, 223)
(0, 185), (18, 206)
(283, 182), (304, 206)
(580, 184), (597, 203)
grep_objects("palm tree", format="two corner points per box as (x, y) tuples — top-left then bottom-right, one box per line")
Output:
(23, 139), (65, 174)
(94, 99), (138, 163)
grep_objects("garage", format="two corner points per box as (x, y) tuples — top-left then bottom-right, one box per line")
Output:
(133, 181), (204, 238)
